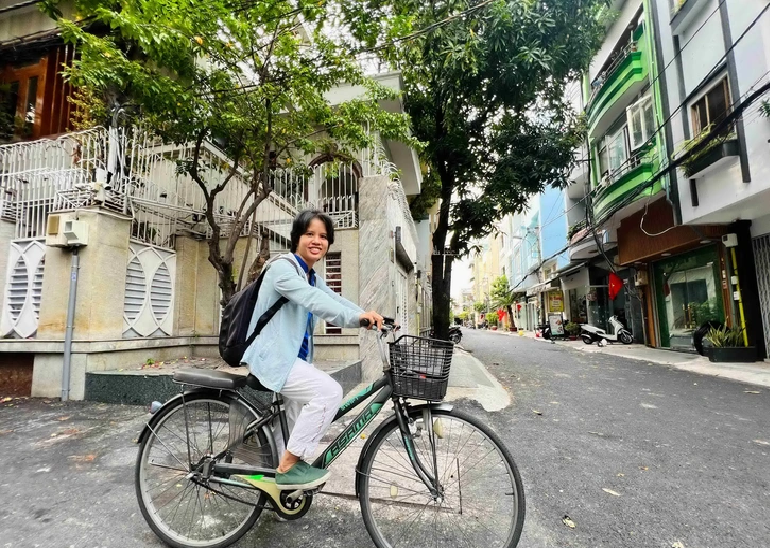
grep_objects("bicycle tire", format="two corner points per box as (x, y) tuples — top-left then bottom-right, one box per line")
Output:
(135, 391), (275, 548)
(358, 408), (525, 548)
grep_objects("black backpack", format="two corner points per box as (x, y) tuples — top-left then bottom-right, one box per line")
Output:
(219, 257), (297, 367)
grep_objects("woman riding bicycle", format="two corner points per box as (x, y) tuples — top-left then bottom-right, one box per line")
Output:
(241, 209), (383, 491)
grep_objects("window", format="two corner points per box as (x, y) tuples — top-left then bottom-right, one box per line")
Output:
(598, 125), (631, 184)
(1, 59), (45, 141)
(626, 95), (656, 150)
(324, 253), (342, 334)
(691, 77), (731, 136)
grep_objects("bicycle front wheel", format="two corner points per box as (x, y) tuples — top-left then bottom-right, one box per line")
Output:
(135, 391), (275, 548)
(359, 408), (525, 548)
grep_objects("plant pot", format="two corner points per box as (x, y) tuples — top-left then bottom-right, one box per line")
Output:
(569, 335), (577, 341)
(492, 326), (498, 331)
(706, 346), (757, 363)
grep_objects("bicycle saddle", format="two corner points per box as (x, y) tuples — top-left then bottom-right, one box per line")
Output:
(172, 369), (271, 392)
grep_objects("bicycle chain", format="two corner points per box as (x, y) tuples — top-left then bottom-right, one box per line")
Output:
(191, 478), (273, 511)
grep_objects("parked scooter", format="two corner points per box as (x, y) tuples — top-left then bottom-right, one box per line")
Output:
(580, 316), (633, 345)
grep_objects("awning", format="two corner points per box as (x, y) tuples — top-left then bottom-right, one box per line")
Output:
(554, 262), (587, 279)
(526, 279), (561, 296)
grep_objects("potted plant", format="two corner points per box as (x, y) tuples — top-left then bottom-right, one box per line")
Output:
(485, 312), (498, 331)
(703, 326), (757, 363)
(565, 322), (581, 341)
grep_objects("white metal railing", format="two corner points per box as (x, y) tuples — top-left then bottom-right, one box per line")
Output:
(0, 124), (400, 248)
(588, 41), (639, 107)
(0, 128), (107, 239)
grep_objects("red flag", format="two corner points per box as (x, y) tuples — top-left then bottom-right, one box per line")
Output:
(608, 272), (623, 300)
(497, 309), (506, 321)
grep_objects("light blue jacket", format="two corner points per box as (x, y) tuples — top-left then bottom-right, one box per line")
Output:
(241, 253), (364, 391)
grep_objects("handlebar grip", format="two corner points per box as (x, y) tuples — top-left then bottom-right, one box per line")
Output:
(360, 316), (397, 329)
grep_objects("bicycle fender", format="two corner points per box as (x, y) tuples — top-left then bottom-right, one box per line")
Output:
(136, 389), (213, 445)
(354, 402), (453, 498)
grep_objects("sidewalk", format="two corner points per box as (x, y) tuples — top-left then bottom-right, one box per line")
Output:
(486, 327), (770, 388)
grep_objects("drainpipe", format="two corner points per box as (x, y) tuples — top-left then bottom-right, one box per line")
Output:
(61, 248), (80, 402)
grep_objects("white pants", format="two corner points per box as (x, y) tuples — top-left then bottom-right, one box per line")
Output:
(274, 358), (343, 460)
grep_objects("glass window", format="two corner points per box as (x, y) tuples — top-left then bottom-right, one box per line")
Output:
(0, 81), (20, 141)
(654, 247), (725, 349)
(22, 76), (38, 137)
(626, 95), (655, 149)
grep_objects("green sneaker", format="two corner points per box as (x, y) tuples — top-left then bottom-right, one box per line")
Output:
(275, 461), (331, 491)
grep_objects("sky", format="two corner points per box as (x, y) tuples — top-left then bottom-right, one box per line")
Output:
(450, 258), (472, 301)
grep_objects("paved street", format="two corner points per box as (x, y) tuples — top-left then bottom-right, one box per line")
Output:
(2, 330), (769, 547)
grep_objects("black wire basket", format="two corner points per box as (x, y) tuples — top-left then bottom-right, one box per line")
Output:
(388, 335), (454, 401)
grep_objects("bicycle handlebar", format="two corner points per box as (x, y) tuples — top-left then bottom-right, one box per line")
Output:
(358, 316), (398, 368)
(359, 316), (397, 329)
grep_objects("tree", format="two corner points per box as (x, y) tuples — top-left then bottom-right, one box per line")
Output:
(473, 301), (486, 313)
(490, 275), (515, 329)
(44, 0), (414, 304)
(379, 0), (606, 338)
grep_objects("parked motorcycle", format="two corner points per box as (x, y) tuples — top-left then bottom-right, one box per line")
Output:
(580, 316), (633, 345)
(429, 326), (463, 344)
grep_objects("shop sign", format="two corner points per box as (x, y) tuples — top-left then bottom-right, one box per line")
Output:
(548, 290), (565, 312)
(549, 313), (565, 335)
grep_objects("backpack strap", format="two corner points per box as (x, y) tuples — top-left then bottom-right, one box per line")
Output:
(242, 256), (301, 348)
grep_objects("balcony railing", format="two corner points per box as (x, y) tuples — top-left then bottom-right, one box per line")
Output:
(0, 125), (400, 249)
(587, 41), (639, 108)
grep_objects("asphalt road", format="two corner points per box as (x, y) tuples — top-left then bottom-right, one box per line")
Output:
(465, 329), (770, 548)
(1, 330), (768, 547)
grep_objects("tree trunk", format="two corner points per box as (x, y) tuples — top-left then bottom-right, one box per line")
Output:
(506, 304), (515, 330)
(431, 253), (452, 341)
(247, 227), (272, 284)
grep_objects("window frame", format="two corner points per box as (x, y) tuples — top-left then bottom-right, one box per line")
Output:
(690, 76), (731, 137)
(323, 252), (343, 335)
(1, 57), (48, 141)
(626, 94), (656, 150)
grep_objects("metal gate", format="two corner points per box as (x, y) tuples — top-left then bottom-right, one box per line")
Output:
(396, 268), (408, 333)
(752, 235), (770, 358)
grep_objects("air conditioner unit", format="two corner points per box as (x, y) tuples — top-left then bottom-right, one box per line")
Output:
(634, 270), (649, 286)
(46, 213), (88, 248)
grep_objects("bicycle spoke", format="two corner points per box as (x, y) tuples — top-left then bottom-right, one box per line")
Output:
(138, 397), (268, 546)
(362, 411), (523, 548)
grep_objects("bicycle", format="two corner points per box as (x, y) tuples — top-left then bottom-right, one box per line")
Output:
(134, 319), (525, 548)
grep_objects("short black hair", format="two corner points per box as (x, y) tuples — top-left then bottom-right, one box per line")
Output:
(290, 210), (335, 253)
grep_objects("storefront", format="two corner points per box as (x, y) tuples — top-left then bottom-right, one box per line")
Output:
(616, 197), (732, 352)
(652, 246), (727, 351)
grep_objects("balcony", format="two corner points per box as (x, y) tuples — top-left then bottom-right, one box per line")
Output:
(586, 31), (649, 139)
(592, 156), (660, 221)
(681, 138), (740, 179)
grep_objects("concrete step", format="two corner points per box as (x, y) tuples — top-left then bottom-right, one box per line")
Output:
(84, 358), (362, 406)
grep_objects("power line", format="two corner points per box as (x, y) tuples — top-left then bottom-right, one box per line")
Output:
(508, 79), (770, 295)
(534, 2), (770, 239)
(358, 0), (497, 54)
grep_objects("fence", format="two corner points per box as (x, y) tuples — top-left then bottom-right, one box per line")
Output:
(0, 125), (399, 250)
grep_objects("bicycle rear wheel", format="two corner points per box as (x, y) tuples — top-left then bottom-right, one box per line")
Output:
(359, 408), (525, 548)
(135, 391), (276, 548)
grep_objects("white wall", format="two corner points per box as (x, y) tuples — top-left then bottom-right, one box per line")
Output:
(0, 1), (75, 42)
(674, 1), (770, 226)
(589, 0), (645, 82)
(679, 0), (725, 92)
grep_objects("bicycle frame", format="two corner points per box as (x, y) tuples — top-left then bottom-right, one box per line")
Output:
(205, 328), (443, 497)
(208, 375), (392, 478)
